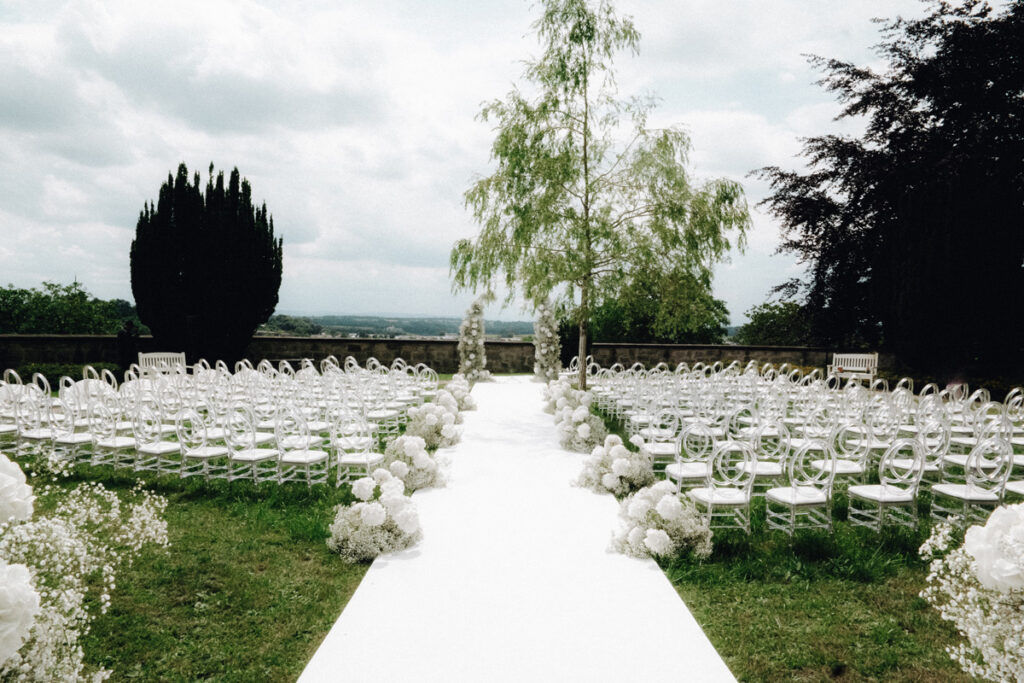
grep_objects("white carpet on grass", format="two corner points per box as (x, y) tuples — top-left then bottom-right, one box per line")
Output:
(300, 376), (735, 682)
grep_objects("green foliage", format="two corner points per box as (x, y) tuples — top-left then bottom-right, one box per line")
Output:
(43, 467), (367, 681)
(0, 282), (142, 335)
(131, 163), (283, 363)
(733, 301), (811, 346)
(260, 315), (324, 337)
(451, 0), (749, 387)
(758, 1), (1024, 376)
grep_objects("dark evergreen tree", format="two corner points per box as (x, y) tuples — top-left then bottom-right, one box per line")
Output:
(131, 163), (283, 363)
(758, 1), (1024, 377)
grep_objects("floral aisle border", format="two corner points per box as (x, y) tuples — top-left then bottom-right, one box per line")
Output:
(543, 378), (710, 562)
(327, 377), (474, 563)
(920, 504), (1024, 680)
(532, 301), (560, 383)
(0, 451), (169, 681)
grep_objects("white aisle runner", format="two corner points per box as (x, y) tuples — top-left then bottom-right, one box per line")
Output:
(300, 376), (735, 682)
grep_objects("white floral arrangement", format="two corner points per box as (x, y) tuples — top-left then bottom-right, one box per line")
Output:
(383, 436), (447, 492)
(457, 297), (491, 383)
(920, 504), (1024, 680)
(0, 452), (169, 681)
(327, 469), (422, 563)
(611, 480), (712, 560)
(446, 374), (477, 412)
(550, 382), (607, 453)
(533, 301), (561, 383)
(543, 377), (571, 414)
(405, 397), (462, 450)
(576, 434), (655, 497)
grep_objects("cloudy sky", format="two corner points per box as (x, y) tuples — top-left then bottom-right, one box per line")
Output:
(0, 0), (933, 323)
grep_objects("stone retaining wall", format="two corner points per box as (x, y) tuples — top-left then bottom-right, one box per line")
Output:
(0, 335), (894, 375)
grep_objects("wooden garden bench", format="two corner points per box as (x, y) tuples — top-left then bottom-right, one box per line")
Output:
(138, 351), (187, 375)
(827, 352), (878, 381)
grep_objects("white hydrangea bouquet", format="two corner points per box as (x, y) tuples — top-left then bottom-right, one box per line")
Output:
(543, 377), (571, 414)
(327, 469), (422, 564)
(383, 436), (448, 492)
(611, 480), (712, 560)
(0, 452), (169, 681)
(457, 296), (491, 383)
(576, 434), (655, 498)
(446, 374), (477, 412)
(533, 301), (561, 383)
(550, 381), (607, 453)
(920, 504), (1024, 680)
(405, 397), (461, 449)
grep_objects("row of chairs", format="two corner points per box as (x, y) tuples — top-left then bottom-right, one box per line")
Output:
(0, 357), (440, 488)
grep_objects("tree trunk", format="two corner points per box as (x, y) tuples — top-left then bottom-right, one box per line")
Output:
(577, 284), (588, 390)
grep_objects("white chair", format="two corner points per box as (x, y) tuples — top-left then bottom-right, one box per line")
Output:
(640, 409), (680, 476)
(932, 437), (1014, 528)
(89, 395), (136, 468)
(224, 404), (279, 483)
(50, 398), (93, 467)
(275, 405), (329, 487)
(765, 440), (837, 535)
(687, 441), (757, 534)
(740, 419), (791, 495)
(848, 439), (925, 531)
(132, 403), (181, 474)
(331, 411), (385, 486)
(812, 423), (868, 486)
(176, 408), (230, 480)
(666, 422), (717, 492)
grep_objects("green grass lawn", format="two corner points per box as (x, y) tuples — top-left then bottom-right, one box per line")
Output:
(662, 518), (971, 682)
(63, 468), (367, 682)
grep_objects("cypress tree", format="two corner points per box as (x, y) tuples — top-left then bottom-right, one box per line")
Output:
(130, 163), (283, 364)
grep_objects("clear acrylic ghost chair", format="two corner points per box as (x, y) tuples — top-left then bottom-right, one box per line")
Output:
(224, 404), (279, 483)
(687, 441), (757, 534)
(89, 395), (136, 468)
(889, 419), (949, 487)
(666, 422), (717, 492)
(812, 423), (868, 486)
(639, 408), (681, 476)
(932, 437), (1014, 528)
(765, 440), (837, 535)
(275, 404), (330, 487)
(176, 408), (230, 480)
(132, 402), (181, 474)
(50, 398), (93, 468)
(848, 439), (925, 531)
(740, 419), (792, 495)
(330, 408), (385, 486)
(14, 383), (53, 458)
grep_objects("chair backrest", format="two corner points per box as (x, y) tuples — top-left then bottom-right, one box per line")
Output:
(965, 437), (1014, 493)
(787, 439), (837, 493)
(753, 419), (791, 463)
(705, 441), (757, 493)
(132, 403), (166, 446)
(49, 398), (78, 439)
(176, 407), (209, 454)
(224, 404), (258, 451)
(650, 409), (680, 444)
(832, 422), (869, 462)
(915, 419), (950, 468)
(878, 438), (925, 491)
(275, 404), (309, 448)
(679, 422), (716, 464)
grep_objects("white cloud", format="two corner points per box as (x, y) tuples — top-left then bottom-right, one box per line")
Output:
(0, 0), (954, 324)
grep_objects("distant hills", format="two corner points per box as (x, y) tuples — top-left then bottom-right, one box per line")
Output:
(258, 314), (534, 338)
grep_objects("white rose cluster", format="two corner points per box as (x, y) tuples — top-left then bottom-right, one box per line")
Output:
(964, 503), (1024, 593)
(405, 393), (462, 450)
(575, 434), (655, 498)
(447, 374), (477, 412)
(532, 301), (561, 383)
(547, 379), (606, 453)
(0, 453), (34, 526)
(920, 506), (1024, 680)
(328, 468), (423, 563)
(0, 559), (39, 667)
(383, 436), (448, 492)
(610, 480), (712, 560)
(457, 297), (492, 384)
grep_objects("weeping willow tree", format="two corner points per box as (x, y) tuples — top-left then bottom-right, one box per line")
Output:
(450, 0), (750, 389)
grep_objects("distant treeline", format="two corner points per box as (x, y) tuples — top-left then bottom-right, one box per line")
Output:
(258, 314), (534, 338)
